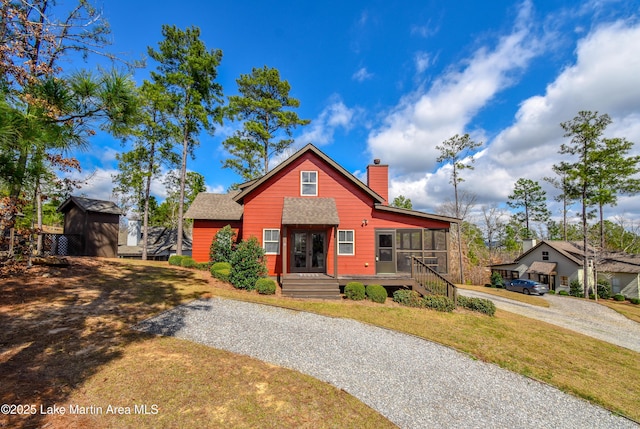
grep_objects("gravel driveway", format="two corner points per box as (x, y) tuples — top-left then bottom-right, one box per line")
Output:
(458, 289), (640, 353)
(136, 298), (638, 429)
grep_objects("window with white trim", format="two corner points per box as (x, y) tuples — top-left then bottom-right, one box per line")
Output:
(338, 230), (355, 255)
(301, 171), (318, 196)
(263, 229), (280, 254)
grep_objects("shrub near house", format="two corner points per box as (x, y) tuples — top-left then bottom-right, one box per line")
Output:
(229, 237), (267, 290)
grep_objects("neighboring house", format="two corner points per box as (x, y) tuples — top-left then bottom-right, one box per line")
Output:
(491, 239), (640, 298)
(185, 144), (458, 298)
(597, 253), (640, 299)
(118, 218), (192, 260)
(58, 196), (122, 258)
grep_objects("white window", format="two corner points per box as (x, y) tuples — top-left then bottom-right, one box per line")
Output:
(338, 230), (355, 255)
(301, 171), (318, 196)
(263, 229), (280, 254)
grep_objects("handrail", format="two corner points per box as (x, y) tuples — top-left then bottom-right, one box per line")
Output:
(410, 256), (457, 302)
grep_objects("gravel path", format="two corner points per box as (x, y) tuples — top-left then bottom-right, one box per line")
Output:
(458, 289), (640, 353)
(136, 298), (638, 429)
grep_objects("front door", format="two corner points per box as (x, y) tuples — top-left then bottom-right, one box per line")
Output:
(375, 230), (396, 273)
(291, 230), (326, 273)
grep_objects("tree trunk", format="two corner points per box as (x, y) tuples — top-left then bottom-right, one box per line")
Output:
(599, 203), (605, 250)
(176, 134), (188, 256)
(141, 172), (151, 261)
(563, 193), (568, 241)
(36, 180), (43, 255)
(582, 187), (589, 298)
(457, 222), (464, 284)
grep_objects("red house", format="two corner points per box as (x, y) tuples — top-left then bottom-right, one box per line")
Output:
(185, 144), (458, 298)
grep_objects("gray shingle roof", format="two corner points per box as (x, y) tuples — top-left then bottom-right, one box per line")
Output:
(526, 261), (557, 275)
(598, 253), (640, 274)
(58, 196), (122, 215)
(282, 197), (340, 225)
(118, 227), (192, 256)
(183, 191), (243, 220)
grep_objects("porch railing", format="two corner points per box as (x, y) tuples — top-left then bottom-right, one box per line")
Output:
(411, 256), (457, 302)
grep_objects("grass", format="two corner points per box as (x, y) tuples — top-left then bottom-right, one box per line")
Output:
(50, 338), (392, 429)
(200, 272), (640, 422)
(598, 299), (640, 323)
(0, 258), (395, 429)
(2, 257), (639, 427)
(456, 283), (550, 307)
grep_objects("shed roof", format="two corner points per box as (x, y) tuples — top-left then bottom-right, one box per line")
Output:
(183, 191), (243, 220)
(282, 197), (340, 225)
(58, 196), (122, 215)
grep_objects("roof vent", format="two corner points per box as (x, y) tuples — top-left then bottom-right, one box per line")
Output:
(373, 158), (381, 165)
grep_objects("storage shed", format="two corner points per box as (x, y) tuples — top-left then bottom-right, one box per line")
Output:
(58, 196), (122, 257)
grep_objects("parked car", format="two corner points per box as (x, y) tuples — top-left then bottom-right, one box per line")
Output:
(506, 279), (549, 295)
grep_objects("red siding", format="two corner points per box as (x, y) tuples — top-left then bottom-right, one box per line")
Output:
(193, 149), (451, 276)
(241, 152), (450, 276)
(191, 220), (242, 263)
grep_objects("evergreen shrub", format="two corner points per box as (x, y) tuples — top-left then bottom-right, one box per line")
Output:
(229, 237), (267, 290)
(422, 295), (455, 312)
(457, 295), (496, 316)
(558, 290), (569, 296)
(209, 225), (237, 263)
(180, 257), (196, 268)
(365, 284), (388, 303)
(569, 280), (584, 297)
(256, 278), (277, 295)
(392, 289), (423, 307)
(613, 294), (625, 301)
(344, 282), (365, 300)
(168, 255), (184, 266)
(629, 298), (640, 305)
(490, 271), (504, 288)
(210, 262), (232, 282)
(597, 280), (612, 300)
(195, 262), (212, 270)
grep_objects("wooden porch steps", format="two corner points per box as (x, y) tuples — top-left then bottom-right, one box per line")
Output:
(281, 275), (341, 300)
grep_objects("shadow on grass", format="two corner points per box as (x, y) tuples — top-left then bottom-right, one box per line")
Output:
(0, 257), (209, 429)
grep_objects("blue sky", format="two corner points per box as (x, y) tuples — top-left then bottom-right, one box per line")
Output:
(73, 0), (640, 227)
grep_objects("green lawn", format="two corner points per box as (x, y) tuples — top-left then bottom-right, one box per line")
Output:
(3, 257), (637, 428)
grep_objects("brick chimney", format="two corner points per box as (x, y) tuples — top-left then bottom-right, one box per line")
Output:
(367, 159), (389, 205)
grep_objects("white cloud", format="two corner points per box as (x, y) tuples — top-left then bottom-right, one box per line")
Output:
(352, 67), (373, 82)
(367, 0), (540, 174)
(71, 168), (119, 202)
(206, 184), (225, 194)
(488, 20), (640, 168)
(369, 4), (640, 222)
(414, 51), (432, 74)
(410, 20), (439, 38)
(99, 147), (120, 163)
(296, 97), (358, 146)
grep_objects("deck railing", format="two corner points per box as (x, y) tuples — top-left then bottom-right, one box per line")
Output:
(410, 256), (457, 302)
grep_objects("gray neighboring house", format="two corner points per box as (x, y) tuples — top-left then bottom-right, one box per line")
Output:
(491, 239), (640, 298)
(118, 218), (192, 260)
(597, 253), (640, 299)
